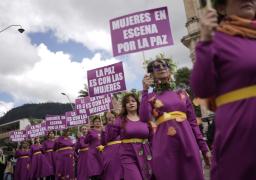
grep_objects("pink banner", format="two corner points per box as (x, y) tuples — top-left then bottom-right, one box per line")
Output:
(45, 115), (67, 131)
(65, 111), (88, 127)
(75, 94), (113, 116)
(10, 130), (27, 142)
(87, 62), (126, 97)
(110, 6), (173, 56)
(27, 122), (46, 138)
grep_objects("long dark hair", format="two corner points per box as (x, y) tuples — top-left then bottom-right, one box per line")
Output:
(120, 93), (140, 129)
(120, 93), (153, 135)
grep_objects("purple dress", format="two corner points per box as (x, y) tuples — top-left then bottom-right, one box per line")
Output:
(30, 144), (53, 179)
(14, 150), (30, 180)
(191, 31), (256, 180)
(54, 136), (75, 180)
(43, 139), (56, 175)
(76, 136), (89, 180)
(101, 124), (123, 180)
(140, 90), (209, 180)
(84, 129), (103, 177)
(110, 117), (153, 180)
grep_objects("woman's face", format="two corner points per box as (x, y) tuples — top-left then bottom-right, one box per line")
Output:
(106, 112), (115, 124)
(35, 137), (40, 143)
(152, 60), (170, 81)
(220, 0), (256, 20)
(22, 142), (29, 149)
(94, 118), (101, 127)
(48, 131), (55, 139)
(80, 126), (87, 134)
(125, 96), (138, 113)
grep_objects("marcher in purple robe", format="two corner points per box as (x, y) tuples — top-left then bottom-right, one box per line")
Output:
(43, 131), (56, 180)
(30, 137), (53, 179)
(101, 111), (123, 180)
(54, 129), (75, 180)
(76, 125), (89, 180)
(191, 1), (256, 179)
(84, 116), (103, 180)
(14, 141), (30, 180)
(140, 59), (210, 180)
(111, 93), (153, 180)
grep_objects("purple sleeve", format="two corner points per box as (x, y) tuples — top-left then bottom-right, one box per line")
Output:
(101, 131), (107, 145)
(84, 131), (92, 144)
(185, 95), (209, 153)
(190, 41), (218, 98)
(104, 123), (120, 143)
(54, 138), (59, 151)
(139, 90), (153, 122)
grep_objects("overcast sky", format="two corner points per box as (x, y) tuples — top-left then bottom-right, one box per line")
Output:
(0, 0), (191, 114)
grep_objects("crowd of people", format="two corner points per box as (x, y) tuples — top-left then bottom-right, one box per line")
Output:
(1, 0), (256, 179)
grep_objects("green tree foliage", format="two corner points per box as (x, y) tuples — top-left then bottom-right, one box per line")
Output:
(78, 84), (89, 97)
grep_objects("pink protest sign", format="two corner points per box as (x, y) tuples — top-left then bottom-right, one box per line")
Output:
(65, 111), (88, 127)
(75, 94), (113, 116)
(87, 62), (126, 97)
(45, 115), (67, 131)
(10, 130), (27, 142)
(110, 6), (173, 56)
(27, 122), (47, 138)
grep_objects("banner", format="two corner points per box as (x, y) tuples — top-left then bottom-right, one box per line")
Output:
(45, 115), (67, 131)
(87, 62), (126, 97)
(110, 6), (173, 56)
(10, 130), (27, 142)
(27, 122), (46, 138)
(65, 111), (88, 127)
(76, 94), (113, 116)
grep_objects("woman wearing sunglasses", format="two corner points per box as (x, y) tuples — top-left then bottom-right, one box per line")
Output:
(191, 0), (256, 179)
(140, 58), (210, 180)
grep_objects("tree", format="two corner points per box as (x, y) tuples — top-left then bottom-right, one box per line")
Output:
(78, 84), (89, 97)
(174, 67), (191, 88)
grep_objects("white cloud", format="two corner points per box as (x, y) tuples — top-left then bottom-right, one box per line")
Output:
(0, 101), (14, 117)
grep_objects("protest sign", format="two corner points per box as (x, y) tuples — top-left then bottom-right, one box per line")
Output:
(65, 111), (88, 127)
(45, 115), (67, 131)
(110, 6), (173, 56)
(87, 62), (126, 97)
(76, 94), (113, 116)
(10, 130), (27, 142)
(27, 122), (46, 138)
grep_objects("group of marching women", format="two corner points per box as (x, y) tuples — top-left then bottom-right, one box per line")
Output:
(14, 0), (256, 179)
(14, 58), (211, 180)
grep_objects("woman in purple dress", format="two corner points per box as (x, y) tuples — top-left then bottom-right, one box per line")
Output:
(30, 137), (53, 180)
(43, 131), (56, 180)
(141, 59), (210, 180)
(191, 0), (256, 179)
(76, 125), (89, 180)
(111, 93), (153, 180)
(84, 117), (103, 180)
(14, 141), (30, 180)
(54, 129), (75, 180)
(101, 111), (122, 180)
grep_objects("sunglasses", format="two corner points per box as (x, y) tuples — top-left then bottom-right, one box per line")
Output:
(153, 63), (169, 72)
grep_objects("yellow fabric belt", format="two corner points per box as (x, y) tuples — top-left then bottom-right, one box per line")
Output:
(33, 151), (42, 155)
(79, 147), (89, 152)
(96, 145), (105, 152)
(106, 140), (122, 146)
(56, 147), (73, 152)
(216, 85), (256, 107)
(19, 155), (29, 159)
(46, 149), (53, 153)
(156, 111), (187, 126)
(122, 138), (147, 144)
